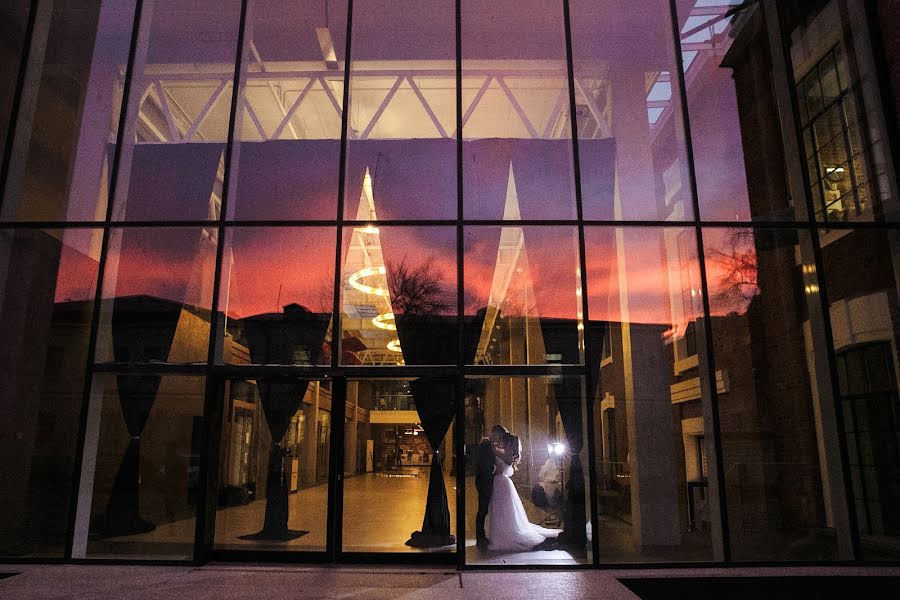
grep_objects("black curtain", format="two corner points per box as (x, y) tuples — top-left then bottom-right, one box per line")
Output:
(103, 374), (161, 536)
(553, 377), (587, 550)
(102, 298), (181, 537)
(393, 314), (457, 547)
(241, 308), (329, 540)
(240, 379), (311, 540)
(406, 377), (457, 548)
(540, 320), (606, 551)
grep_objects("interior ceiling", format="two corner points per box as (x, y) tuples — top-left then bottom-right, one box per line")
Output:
(132, 1), (738, 144)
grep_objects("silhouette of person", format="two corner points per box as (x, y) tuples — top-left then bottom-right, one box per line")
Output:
(475, 424), (508, 549)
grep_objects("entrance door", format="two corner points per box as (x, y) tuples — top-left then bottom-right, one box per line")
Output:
(209, 375), (459, 563)
(337, 377), (458, 561)
(210, 376), (334, 556)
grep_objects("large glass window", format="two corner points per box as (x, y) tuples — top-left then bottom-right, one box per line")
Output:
(3, 0), (900, 569)
(818, 228), (900, 560)
(461, 0), (576, 220)
(227, 0), (347, 221)
(340, 226), (457, 366)
(344, 0), (456, 221)
(1, 1), (136, 222)
(464, 376), (591, 565)
(675, 2), (761, 222)
(704, 227), (845, 561)
(342, 377), (456, 553)
(0, 0), (32, 168)
(571, 0), (693, 221)
(585, 226), (713, 562)
(110, 0), (241, 222)
(464, 226), (582, 366)
(214, 377), (331, 552)
(95, 227), (217, 365)
(0, 228), (100, 557)
(73, 374), (206, 559)
(218, 227), (335, 366)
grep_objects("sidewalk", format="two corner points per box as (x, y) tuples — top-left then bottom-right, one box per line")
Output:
(1, 564), (899, 599)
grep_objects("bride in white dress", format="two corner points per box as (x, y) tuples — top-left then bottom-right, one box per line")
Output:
(487, 433), (561, 551)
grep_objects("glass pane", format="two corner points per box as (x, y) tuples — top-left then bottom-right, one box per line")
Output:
(572, 0), (692, 221)
(1, 1), (136, 222)
(0, 0), (31, 167)
(340, 226), (456, 366)
(214, 377), (330, 552)
(219, 227), (335, 365)
(704, 227), (842, 561)
(344, 0), (455, 221)
(465, 226), (581, 365)
(343, 377), (456, 553)
(818, 228), (900, 559)
(111, 0), (241, 221)
(585, 226), (711, 562)
(462, 0), (576, 220)
(227, 0), (347, 220)
(790, 3), (898, 223)
(95, 227), (217, 364)
(75, 374), (205, 559)
(464, 376), (590, 565)
(0, 228), (100, 557)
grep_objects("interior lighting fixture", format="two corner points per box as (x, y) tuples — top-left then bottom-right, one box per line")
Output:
(372, 312), (397, 330)
(547, 442), (566, 456)
(349, 266), (389, 296)
(387, 338), (402, 352)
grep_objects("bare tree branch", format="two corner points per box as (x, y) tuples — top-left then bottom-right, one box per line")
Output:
(708, 228), (758, 313)
(387, 255), (453, 317)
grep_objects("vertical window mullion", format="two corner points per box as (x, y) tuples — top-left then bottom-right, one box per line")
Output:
(195, 0), (251, 564)
(562, 0), (601, 568)
(669, 0), (731, 563)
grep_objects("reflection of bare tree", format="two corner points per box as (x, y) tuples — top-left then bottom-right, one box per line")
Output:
(387, 255), (452, 317)
(709, 228), (758, 313)
(312, 275), (334, 314)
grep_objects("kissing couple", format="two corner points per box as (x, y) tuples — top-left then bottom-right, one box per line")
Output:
(475, 425), (561, 552)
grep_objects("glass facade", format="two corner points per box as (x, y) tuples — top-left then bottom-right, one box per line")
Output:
(1, 0), (899, 566)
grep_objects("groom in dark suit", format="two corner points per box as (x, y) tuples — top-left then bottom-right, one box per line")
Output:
(475, 424), (509, 550)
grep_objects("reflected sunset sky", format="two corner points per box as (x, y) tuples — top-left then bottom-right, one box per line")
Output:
(48, 0), (762, 333)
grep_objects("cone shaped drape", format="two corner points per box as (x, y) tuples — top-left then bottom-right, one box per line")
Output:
(538, 321), (605, 551)
(242, 308), (329, 540)
(103, 298), (181, 537)
(406, 377), (457, 548)
(244, 379), (311, 540)
(103, 374), (161, 536)
(553, 376), (587, 549)
(393, 314), (457, 547)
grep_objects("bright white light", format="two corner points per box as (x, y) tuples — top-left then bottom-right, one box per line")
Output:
(548, 442), (566, 456)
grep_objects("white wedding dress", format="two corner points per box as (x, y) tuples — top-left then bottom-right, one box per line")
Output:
(487, 457), (561, 551)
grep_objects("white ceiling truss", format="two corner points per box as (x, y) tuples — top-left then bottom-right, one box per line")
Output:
(128, 2), (739, 148)
(132, 65), (611, 145)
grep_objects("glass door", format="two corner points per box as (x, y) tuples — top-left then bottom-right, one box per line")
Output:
(338, 377), (458, 560)
(212, 376), (333, 555)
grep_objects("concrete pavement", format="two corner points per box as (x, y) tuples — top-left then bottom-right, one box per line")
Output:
(1, 564), (899, 599)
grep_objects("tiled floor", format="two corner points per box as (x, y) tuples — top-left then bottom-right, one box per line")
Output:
(1, 564), (899, 599)
(86, 470), (709, 565)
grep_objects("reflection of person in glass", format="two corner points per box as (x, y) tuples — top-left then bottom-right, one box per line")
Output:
(487, 432), (561, 552)
(475, 424), (508, 549)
